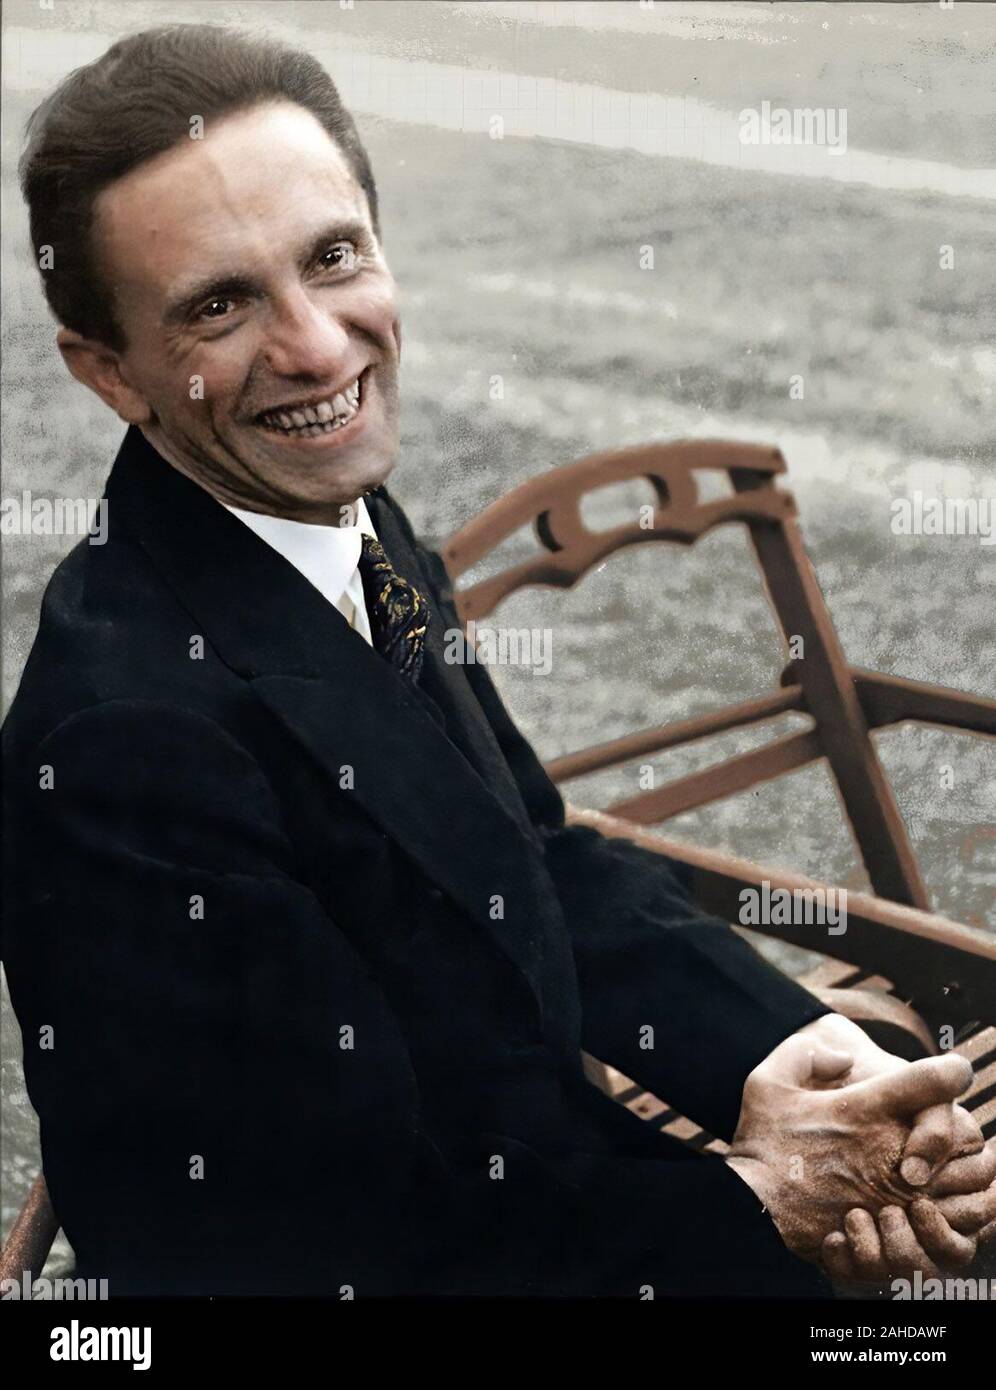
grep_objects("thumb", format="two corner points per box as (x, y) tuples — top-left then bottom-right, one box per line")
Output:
(808, 1043), (854, 1083)
(902, 1102), (985, 1186)
(899, 1103), (957, 1187)
(852, 1054), (973, 1121)
(776, 1036), (854, 1085)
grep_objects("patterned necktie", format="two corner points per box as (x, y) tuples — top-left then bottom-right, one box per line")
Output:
(356, 532), (431, 680)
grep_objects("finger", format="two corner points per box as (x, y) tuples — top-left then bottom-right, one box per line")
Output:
(852, 1054), (973, 1120)
(900, 1103), (956, 1186)
(878, 1206), (942, 1279)
(928, 1146), (996, 1198)
(950, 1106), (986, 1158)
(821, 1231), (858, 1284)
(908, 1198), (977, 1269)
(844, 1208), (886, 1282)
(976, 1218), (996, 1249)
(934, 1178), (996, 1235)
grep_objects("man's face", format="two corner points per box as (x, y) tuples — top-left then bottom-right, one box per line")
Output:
(89, 101), (401, 520)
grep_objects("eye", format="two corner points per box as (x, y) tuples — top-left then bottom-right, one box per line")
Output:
(196, 297), (239, 322)
(317, 240), (358, 274)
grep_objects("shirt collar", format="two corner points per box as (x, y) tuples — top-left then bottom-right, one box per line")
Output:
(221, 494), (377, 611)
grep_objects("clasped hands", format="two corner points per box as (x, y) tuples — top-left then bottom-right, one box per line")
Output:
(727, 1012), (996, 1287)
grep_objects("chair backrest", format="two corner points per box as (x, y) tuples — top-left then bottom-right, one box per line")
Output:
(441, 439), (992, 912)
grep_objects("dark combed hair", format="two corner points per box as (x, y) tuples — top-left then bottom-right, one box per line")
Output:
(18, 23), (380, 353)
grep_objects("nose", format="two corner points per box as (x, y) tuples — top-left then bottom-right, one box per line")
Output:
(261, 284), (351, 380)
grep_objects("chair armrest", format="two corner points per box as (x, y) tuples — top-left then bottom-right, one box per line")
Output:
(564, 803), (996, 1027)
(808, 986), (936, 1061)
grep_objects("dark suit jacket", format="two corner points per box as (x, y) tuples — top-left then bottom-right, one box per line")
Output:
(2, 424), (832, 1298)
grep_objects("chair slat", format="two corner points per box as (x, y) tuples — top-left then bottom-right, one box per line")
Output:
(965, 1059), (996, 1103)
(957, 1028), (996, 1064)
(799, 958), (863, 989)
(607, 729), (823, 824)
(969, 1095), (996, 1133)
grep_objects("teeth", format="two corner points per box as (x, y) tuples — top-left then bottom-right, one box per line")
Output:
(259, 373), (364, 433)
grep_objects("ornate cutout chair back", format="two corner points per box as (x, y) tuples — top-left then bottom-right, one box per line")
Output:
(440, 439), (996, 1148)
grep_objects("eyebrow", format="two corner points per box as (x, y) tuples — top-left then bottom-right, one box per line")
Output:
(161, 219), (374, 326)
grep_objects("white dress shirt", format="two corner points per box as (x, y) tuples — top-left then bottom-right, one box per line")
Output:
(222, 495), (378, 646)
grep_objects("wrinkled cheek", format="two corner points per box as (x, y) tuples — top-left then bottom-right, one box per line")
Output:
(177, 348), (245, 410)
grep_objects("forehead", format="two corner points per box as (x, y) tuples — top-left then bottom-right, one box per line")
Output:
(93, 101), (370, 299)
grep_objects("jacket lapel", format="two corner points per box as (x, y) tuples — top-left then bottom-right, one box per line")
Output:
(104, 428), (555, 1016)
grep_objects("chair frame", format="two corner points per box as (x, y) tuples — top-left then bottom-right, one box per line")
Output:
(440, 437), (996, 1165)
(441, 440), (996, 1026)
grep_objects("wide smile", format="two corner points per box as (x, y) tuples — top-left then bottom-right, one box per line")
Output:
(252, 368), (370, 445)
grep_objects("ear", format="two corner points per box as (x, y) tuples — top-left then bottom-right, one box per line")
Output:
(56, 327), (153, 425)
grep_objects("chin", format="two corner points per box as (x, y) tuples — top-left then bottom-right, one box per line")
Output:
(333, 452), (396, 500)
(285, 451), (396, 515)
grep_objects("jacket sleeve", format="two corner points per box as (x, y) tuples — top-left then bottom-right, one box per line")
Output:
(8, 694), (831, 1300)
(7, 699), (428, 1295)
(411, 533), (830, 1142)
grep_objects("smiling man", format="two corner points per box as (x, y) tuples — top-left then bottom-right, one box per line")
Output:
(3, 24), (994, 1299)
